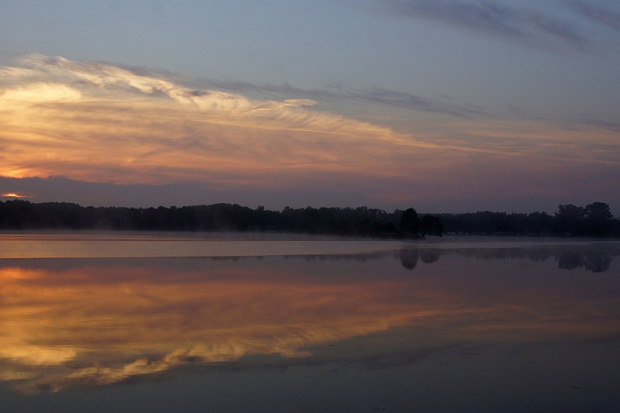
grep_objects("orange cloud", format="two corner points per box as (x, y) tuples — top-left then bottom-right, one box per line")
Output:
(1, 54), (619, 207)
(0, 55), (424, 188)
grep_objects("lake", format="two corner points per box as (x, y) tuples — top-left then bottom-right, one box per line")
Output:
(1, 233), (619, 412)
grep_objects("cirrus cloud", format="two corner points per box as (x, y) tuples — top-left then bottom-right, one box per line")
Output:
(365, 0), (593, 51)
(0, 54), (412, 188)
(1, 54), (619, 212)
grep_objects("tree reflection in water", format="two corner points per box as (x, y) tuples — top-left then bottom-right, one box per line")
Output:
(397, 243), (620, 273)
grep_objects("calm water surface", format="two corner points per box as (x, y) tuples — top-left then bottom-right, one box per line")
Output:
(1, 233), (619, 412)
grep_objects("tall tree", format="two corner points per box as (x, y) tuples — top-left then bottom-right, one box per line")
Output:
(585, 202), (613, 236)
(399, 208), (419, 235)
(419, 214), (444, 237)
(555, 204), (586, 235)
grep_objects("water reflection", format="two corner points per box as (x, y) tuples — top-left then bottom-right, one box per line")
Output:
(1, 242), (618, 398)
(398, 249), (442, 269)
(397, 243), (620, 273)
(0, 257), (425, 393)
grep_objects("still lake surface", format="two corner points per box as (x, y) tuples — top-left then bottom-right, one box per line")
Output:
(1, 233), (619, 412)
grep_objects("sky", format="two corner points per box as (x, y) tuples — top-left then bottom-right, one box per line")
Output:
(1, 0), (619, 214)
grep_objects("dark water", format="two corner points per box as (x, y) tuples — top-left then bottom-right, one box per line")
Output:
(1, 235), (619, 412)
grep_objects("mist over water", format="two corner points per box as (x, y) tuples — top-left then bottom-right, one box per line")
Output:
(0, 232), (405, 258)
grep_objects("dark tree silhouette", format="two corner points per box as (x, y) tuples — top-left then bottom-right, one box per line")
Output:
(419, 214), (444, 237)
(399, 208), (419, 236)
(555, 204), (586, 235)
(2, 200), (616, 237)
(585, 202), (613, 236)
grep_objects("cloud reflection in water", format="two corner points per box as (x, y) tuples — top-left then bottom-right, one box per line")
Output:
(0, 244), (618, 394)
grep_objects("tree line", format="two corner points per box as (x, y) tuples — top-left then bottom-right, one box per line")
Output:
(0, 200), (617, 237)
(437, 202), (618, 237)
(0, 201), (441, 238)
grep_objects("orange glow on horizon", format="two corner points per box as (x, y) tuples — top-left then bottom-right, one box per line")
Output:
(1, 192), (30, 198)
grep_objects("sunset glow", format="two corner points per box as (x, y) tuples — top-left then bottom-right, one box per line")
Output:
(1, 1), (620, 212)
(2, 4), (620, 411)
(1, 192), (29, 199)
(0, 55), (618, 212)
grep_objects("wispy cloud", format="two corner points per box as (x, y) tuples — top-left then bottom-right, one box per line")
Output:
(369, 0), (590, 50)
(577, 117), (620, 134)
(565, 0), (620, 30)
(204, 79), (487, 118)
(1, 54), (619, 211)
(347, 86), (488, 117)
(0, 54), (408, 187)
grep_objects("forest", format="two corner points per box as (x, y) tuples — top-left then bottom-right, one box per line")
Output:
(0, 200), (618, 238)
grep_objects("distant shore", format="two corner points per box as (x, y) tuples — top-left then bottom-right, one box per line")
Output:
(1, 200), (618, 238)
